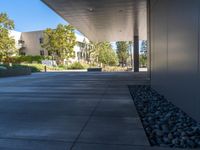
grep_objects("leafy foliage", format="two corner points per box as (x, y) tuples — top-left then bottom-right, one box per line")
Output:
(103, 66), (127, 72)
(140, 54), (147, 67)
(91, 42), (118, 66)
(67, 62), (85, 70)
(0, 13), (16, 63)
(116, 41), (129, 67)
(140, 40), (148, 67)
(12, 55), (49, 64)
(0, 63), (39, 73)
(140, 40), (148, 54)
(42, 24), (76, 64)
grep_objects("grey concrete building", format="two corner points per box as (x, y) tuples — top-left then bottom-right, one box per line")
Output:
(19, 31), (45, 56)
(42, 0), (200, 122)
(10, 30), (90, 63)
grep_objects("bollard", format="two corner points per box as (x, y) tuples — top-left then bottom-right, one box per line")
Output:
(44, 66), (47, 72)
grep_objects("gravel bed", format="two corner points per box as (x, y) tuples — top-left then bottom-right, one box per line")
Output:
(129, 85), (200, 148)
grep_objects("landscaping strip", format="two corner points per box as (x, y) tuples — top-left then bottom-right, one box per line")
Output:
(0, 67), (31, 77)
(129, 85), (200, 148)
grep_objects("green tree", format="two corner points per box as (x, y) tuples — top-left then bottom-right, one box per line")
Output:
(140, 40), (148, 67)
(116, 41), (129, 67)
(140, 40), (147, 55)
(0, 13), (16, 63)
(140, 54), (147, 67)
(94, 42), (118, 66)
(42, 24), (76, 64)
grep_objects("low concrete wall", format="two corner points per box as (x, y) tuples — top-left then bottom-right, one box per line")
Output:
(0, 67), (31, 77)
(87, 68), (102, 72)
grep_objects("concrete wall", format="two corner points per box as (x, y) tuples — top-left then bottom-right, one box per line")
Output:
(9, 30), (22, 49)
(150, 0), (200, 121)
(21, 31), (46, 56)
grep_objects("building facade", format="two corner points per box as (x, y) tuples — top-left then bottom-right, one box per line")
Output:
(9, 30), (90, 63)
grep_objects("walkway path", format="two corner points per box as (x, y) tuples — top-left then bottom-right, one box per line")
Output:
(0, 72), (155, 150)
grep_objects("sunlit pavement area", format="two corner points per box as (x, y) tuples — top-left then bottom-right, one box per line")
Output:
(0, 72), (190, 150)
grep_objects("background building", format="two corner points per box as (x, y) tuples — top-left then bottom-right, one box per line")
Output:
(9, 30), (90, 63)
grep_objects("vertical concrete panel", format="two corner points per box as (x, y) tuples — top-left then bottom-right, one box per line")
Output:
(150, 0), (168, 93)
(197, 0), (200, 120)
(151, 0), (200, 121)
(167, 0), (199, 119)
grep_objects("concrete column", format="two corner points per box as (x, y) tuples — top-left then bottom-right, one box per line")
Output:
(134, 36), (139, 72)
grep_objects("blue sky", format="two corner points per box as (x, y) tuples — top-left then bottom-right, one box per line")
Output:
(0, 0), (68, 32)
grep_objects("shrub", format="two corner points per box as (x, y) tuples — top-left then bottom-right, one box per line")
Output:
(0, 64), (31, 77)
(1, 64), (42, 73)
(0, 66), (7, 70)
(23, 64), (44, 72)
(12, 55), (51, 64)
(1, 64), (44, 73)
(58, 65), (68, 70)
(102, 66), (127, 72)
(79, 62), (90, 69)
(140, 54), (147, 68)
(67, 62), (85, 70)
(0, 67), (31, 77)
(25, 63), (64, 72)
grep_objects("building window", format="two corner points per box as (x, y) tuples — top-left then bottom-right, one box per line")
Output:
(56, 51), (60, 56)
(18, 40), (25, 44)
(48, 51), (52, 56)
(77, 52), (82, 60)
(19, 48), (26, 56)
(20, 52), (26, 56)
(39, 38), (44, 44)
(19, 51), (26, 56)
(40, 50), (45, 56)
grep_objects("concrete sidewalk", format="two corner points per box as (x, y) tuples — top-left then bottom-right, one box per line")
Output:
(0, 72), (184, 150)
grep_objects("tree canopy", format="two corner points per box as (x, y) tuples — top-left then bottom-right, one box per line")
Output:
(140, 40), (148, 67)
(0, 13), (16, 63)
(42, 24), (76, 64)
(116, 41), (129, 67)
(92, 42), (118, 66)
(141, 40), (147, 54)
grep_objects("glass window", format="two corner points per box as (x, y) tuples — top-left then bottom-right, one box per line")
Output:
(48, 51), (52, 56)
(40, 50), (44, 56)
(18, 40), (24, 44)
(39, 38), (44, 44)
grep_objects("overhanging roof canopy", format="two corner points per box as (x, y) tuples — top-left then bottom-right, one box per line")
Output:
(42, 0), (147, 42)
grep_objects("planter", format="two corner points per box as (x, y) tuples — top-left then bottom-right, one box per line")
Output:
(0, 67), (31, 77)
(87, 68), (102, 72)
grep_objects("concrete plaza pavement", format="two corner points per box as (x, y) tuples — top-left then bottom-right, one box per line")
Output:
(0, 72), (189, 150)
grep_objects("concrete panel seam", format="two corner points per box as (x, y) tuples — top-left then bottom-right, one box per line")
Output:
(198, 0), (200, 73)
(166, 0), (169, 75)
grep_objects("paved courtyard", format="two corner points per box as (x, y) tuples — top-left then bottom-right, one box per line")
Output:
(0, 72), (185, 150)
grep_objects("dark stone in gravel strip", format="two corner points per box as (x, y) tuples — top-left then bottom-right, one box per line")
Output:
(128, 85), (200, 148)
